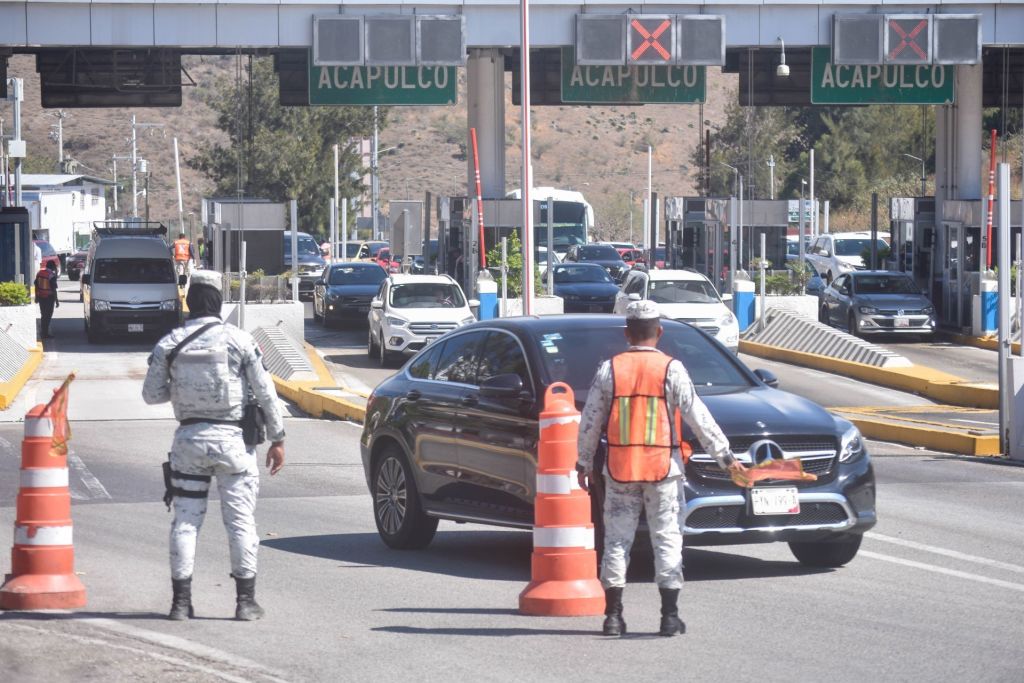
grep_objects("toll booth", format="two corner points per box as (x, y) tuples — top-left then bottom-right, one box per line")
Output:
(389, 200), (424, 267)
(0, 207), (33, 285)
(737, 201), (790, 273)
(207, 200), (287, 275)
(891, 197), (936, 292)
(664, 197), (729, 291)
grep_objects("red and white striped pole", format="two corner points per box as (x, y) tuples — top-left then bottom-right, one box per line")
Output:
(985, 129), (997, 269)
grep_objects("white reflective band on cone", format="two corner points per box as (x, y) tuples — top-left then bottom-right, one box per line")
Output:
(539, 415), (581, 430)
(536, 472), (581, 495)
(533, 526), (594, 549)
(24, 417), (54, 438)
(20, 468), (69, 489)
(14, 525), (73, 546)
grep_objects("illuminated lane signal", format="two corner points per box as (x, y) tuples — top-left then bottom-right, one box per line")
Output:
(628, 16), (674, 66)
(885, 15), (931, 65)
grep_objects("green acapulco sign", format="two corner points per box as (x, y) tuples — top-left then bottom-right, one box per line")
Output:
(560, 48), (705, 104)
(810, 47), (954, 105)
(309, 62), (457, 106)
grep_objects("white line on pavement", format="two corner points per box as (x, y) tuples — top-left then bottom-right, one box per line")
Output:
(865, 532), (1024, 575)
(68, 449), (111, 500)
(949, 418), (998, 426)
(860, 550), (1024, 593)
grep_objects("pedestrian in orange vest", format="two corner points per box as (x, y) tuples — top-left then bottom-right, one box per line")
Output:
(34, 261), (59, 339)
(172, 233), (195, 277)
(576, 300), (747, 637)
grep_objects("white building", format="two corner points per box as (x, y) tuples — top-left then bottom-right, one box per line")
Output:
(0, 174), (112, 257)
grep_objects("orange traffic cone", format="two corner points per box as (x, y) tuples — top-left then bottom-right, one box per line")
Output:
(519, 383), (604, 616)
(0, 403), (86, 609)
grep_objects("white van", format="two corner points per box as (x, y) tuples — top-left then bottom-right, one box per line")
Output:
(82, 233), (185, 343)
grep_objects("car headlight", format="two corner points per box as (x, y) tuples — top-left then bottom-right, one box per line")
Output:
(718, 311), (736, 327)
(459, 316), (476, 325)
(385, 316), (407, 327)
(326, 292), (340, 301)
(922, 305), (934, 315)
(839, 425), (866, 463)
(160, 299), (177, 311)
(93, 299), (111, 311)
(858, 306), (878, 314)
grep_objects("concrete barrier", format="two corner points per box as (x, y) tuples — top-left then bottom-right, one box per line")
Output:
(221, 302), (305, 345)
(0, 304), (41, 351)
(268, 337), (367, 423)
(0, 334), (42, 410)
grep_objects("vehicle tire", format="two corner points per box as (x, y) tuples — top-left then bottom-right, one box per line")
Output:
(378, 334), (392, 367)
(819, 305), (829, 325)
(847, 312), (859, 337)
(789, 535), (862, 568)
(367, 328), (378, 358)
(372, 445), (438, 550)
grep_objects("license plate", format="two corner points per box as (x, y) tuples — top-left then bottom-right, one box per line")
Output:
(894, 316), (910, 328)
(128, 323), (144, 333)
(751, 487), (800, 515)
(424, 336), (437, 345)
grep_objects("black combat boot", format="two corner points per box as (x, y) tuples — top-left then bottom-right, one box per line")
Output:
(168, 577), (194, 621)
(658, 588), (686, 636)
(233, 575), (266, 621)
(602, 586), (626, 636)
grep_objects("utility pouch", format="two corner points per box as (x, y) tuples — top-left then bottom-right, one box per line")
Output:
(241, 402), (266, 448)
(162, 461), (174, 511)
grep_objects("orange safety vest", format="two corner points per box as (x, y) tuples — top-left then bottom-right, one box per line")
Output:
(34, 269), (54, 299)
(607, 350), (677, 482)
(173, 239), (191, 261)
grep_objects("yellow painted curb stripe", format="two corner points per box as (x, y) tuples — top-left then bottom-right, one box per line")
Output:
(0, 345), (44, 410)
(843, 416), (1001, 456)
(271, 375), (367, 423)
(939, 331), (1020, 355)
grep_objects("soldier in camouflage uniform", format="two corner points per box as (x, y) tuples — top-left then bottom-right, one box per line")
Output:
(142, 270), (286, 622)
(576, 300), (744, 636)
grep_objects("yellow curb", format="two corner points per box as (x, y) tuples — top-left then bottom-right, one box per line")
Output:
(840, 415), (1001, 456)
(301, 341), (371, 399)
(0, 345), (44, 410)
(739, 340), (998, 409)
(272, 375), (367, 423)
(940, 331), (1021, 355)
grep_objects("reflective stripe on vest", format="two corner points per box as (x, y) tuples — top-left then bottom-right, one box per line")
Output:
(607, 350), (674, 482)
(35, 270), (54, 298)
(173, 240), (191, 261)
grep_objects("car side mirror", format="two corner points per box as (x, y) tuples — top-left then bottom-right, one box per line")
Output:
(820, 250), (830, 257)
(468, 298), (480, 308)
(480, 373), (524, 399)
(628, 292), (641, 301)
(178, 274), (188, 287)
(721, 293), (733, 302)
(81, 273), (91, 286)
(371, 299), (383, 309)
(753, 368), (779, 388)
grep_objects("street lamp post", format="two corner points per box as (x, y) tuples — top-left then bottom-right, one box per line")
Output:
(767, 155), (776, 200)
(799, 178), (808, 267)
(902, 153), (927, 196)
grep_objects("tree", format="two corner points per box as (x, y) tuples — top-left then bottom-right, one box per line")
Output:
(190, 57), (384, 237)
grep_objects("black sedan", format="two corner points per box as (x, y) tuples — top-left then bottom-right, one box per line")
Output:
(565, 244), (630, 282)
(546, 263), (620, 313)
(360, 316), (876, 568)
(313, 262), (388, 326)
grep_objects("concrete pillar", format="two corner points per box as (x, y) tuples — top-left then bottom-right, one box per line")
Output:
(934, 105), (949, 205)
(466, 49), (506, 199)
(954, 63), (983, 200)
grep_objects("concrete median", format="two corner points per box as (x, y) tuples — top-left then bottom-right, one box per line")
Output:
(271, 340), (367, 423)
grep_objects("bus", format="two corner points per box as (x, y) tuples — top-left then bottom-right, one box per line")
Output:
(506, 187), (594, 256)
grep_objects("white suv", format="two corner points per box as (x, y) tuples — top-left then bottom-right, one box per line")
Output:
(806, 232), (889, 283)
(615, 269), (739, 352)
(368, 274), (477, 366)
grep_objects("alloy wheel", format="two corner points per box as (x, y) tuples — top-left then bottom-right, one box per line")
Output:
(374, 457), (407, 535)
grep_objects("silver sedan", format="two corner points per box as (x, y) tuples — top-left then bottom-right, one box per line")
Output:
(818, 271), (936, 338)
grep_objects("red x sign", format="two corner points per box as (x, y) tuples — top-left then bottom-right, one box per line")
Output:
(887, 17), (930, 62)
(629, 18), (672, 63)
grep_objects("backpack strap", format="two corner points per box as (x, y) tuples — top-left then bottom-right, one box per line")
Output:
(166, 322), (220, 368)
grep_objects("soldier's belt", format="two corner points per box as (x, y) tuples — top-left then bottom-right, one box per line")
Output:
(178, 418), (241, 427)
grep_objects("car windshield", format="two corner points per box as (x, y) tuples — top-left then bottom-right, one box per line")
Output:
(537, 323), (752, 399)
(93, 258), (176, 284)
(647, 280), (721, 304)
(345, 243), (361, 258)
(329, 266), (387, 285)
(853, 274), (919, 295)
(552, 265), (613, 284)
(579, 246), (621, 261)
(835, 238), (887, 256)
(390, 283), (465, 308)
(284, 235), (321, 257)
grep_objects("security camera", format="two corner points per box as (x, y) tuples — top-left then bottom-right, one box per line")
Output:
(776, 63), (790, 78)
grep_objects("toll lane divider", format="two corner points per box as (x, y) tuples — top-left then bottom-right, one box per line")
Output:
(739, 340), (998, 409)
(0, 344), (43, 410)
(938, 330), (1021, 355)
(270, 342), (367, 423)
(829, 406), (1000, 456)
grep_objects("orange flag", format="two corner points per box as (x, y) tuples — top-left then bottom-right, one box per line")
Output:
(45, 373), (75, 457)
(730, 458), (817, 488)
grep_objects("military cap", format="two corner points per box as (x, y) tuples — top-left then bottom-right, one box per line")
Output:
(188, 270), (222, 293)
(625, 300), (660, 321)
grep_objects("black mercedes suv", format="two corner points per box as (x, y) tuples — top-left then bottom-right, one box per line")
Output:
(359, 316), (876, 567)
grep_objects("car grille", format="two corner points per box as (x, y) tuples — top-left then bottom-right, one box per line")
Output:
(674, 318), (720, 337)
(687, 436), (837, 481)
(873, 318), (929, 328)
(685, 502), (849, 529)
(877, 308), (925, 316)
(339, 296), (372, 306)
(110, 302), (161, 311)
(409, 322), (458, 335)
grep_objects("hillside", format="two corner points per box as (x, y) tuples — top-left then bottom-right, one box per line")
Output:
(4, 54), (736, 241)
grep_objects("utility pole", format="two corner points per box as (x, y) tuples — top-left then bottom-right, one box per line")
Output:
(767, 154), (776, 200)
(111, 154), (130, 215)
(130, 114), (164, 218)
(49, 110), (67, 170)
(333, 143), (339, 259)
(9, 77), (25, 207)
(372, 106), (380, 239)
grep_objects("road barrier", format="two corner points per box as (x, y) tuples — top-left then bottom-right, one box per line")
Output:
(519, 383), (604, 617)
(0, 403), (86, 610)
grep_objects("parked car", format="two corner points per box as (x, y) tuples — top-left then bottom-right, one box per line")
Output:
(806, 232), (889, 283)
(367, 274), (477, 366)
(545, 263), (620, 313)
(818, 271), (935, 338)
(785, 236), (813, 264)
(360, 315), (876, 569)
(284, 231), (327, 300)
(313, 262), (388, 327)
(375, 247), (400, 273)
(615, 269), (739, 353)
(66, 245), (90, 281)
(34, 239), (61, 277)
(355, 241), (389, 262)
(564, 244), (629, 282)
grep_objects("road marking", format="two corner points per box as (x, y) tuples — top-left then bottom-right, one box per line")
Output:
(860, 550), (1024, 593)
(68, 449), (111, 500)
(866, 532), (1024, 575)
(949, 418), (998, 426)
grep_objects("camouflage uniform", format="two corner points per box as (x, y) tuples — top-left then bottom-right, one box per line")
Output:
(142, 316), (285, 580)
(577, 346), (734, 589)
